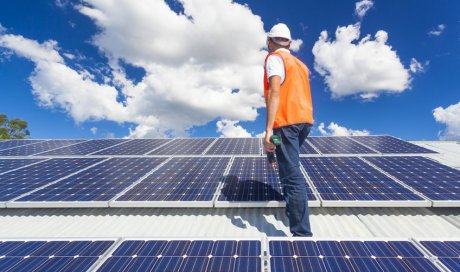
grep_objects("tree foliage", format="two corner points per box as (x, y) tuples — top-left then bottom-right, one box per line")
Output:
(0, 114), (30, 139)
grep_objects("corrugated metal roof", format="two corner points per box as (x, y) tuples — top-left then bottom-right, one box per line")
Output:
(0, 141), (459, 240)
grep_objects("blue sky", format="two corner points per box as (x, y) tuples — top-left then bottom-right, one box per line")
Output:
(0, 0), (459, 140)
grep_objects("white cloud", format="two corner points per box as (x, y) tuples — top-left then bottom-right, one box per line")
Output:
(0, 24), (5, 34)
(355, 0), (373, 18)
(290, 39), (303, 52)
(433, 101), (460, 140)
(216, 119), (252, 138)
(318, 122), (370, 136)
(410, 58), (428, 74)
(90, 127), (98, 134)
(55, 0), (70, 8)
(428, 24), (446, 36)
(312, 23), (412, 99)
(0, 0), (270, 138)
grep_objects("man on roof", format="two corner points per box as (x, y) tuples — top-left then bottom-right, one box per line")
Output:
(263, 23), (314, 237)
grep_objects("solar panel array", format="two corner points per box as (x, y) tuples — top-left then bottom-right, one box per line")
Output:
(306, 136), (377, 154)
(205, 138), (260, 155)
(352, 135), (436, 154)
(38, 139), (127, 156)
(418, 240), (460, 271)
(0, 140), (85, 156)
(149, 138), (216, 155)
(0, 139), (45, 151)
(268, 238), (445, 272)
(93, 139), (171, 155)
(0, 158), (44, 174)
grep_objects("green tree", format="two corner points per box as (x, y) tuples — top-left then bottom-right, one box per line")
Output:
(0, 114), (30, 139)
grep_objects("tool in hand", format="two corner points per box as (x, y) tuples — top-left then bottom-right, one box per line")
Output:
(267, 135), (281, 169)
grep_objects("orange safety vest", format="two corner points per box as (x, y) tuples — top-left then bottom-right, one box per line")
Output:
(264, 50), (314, 128)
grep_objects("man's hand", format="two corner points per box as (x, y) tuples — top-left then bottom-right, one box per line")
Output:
(264, 129), (276, 153)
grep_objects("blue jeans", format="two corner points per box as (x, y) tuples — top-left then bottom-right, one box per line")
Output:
(273, 123), (313, 237)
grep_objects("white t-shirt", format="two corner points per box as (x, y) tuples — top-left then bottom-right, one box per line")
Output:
(265, 48), (290, 84)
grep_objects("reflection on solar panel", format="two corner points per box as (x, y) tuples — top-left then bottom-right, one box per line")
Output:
(301, 157), (427, 207)
(148, 138), (215, 155)
(0, 140), (85, 156)
(0, 239), (114, 272)
(97, 239), (261, 272)
(93, 139), (171, 155)
(113, 157), (229, 207)
(363, 156), (460, 205)
(0, 140), (45, 151)
(351, 136), (436, 154)
(13, 158), (165, 207)
(307, 137), (376, 154)
(300, 140), (319, 154)
(0, 158), (45, 174)
(217, 157), (317, 207)
(0, 158), (102, 202)
(269, 239), (441, 272)
(205, 138), (260, 155)
(37, 139), (128, 155)
(419, 240), (460, 271)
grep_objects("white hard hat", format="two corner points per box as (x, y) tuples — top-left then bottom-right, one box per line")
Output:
(267, 23), (292, 41)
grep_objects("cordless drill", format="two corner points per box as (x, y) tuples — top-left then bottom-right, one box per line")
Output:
(267, 135), (281, 169)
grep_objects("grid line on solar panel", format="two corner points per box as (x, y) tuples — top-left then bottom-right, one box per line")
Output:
(96, 239), (261, 272)
(0, 158), (104, 202)
(12, 157), (166, 205)
(418, 240), (460, 272)
(306, 137), (377, 154)
(92, 139), (171, 155)
(268, 239), (442, 272)
(0, 158), (46, 175)
(300, 140), (320, 155)
(362, 156), (460, 204)
(113, 157), (230, 205)
(147, 138), (216, 155)
(0, 140), (87, 156)
(300, 157), (426, 204)
(36, 139), (128, 156)
(351, 135), (437, 154)
(0, 140), (46, 151)
(205, 138), (261, 155)
(216, 157), (316, 206)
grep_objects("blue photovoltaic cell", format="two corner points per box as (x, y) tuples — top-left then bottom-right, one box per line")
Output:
(98, 239), (261, 272)
(269, 240), (439, 272)
(363, 156), (460, 201)
(218, 157), (316, 202)
(307, 137), (376, 154)
(0, 158), (45, 174)
(16, 157), (166, 202)
(0, 140), (45, 151)
(420, 241), (460, 271)
(0, 240), (113, 272)
(0, 158), (103, 202)
(148, 138), (215, 155)
(0, 140), (85, 156)
(205, 138), (260, 155)
(351, 136), (436, 154)
(300, 140), (319, 154)
(300, 157), (424, 202)
(116, 157), (229, 202)
(93, 139), (171, 155)
(37, 139), (128, 155)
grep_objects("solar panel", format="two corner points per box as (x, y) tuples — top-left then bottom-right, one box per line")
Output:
(418, 240), (460, 271)
(351, 135), (437, 154)
(37, 139), (128, 156)
(300, 140), (319, 154)
(148, 138), (216, 155)
(92, 139), (171, 155)
(307, 137), (377, 154)
(112, 157), (230, 207)
(96, 239), (261, 272)
(11, 157), (166, 208)
(0, 140), (45, 151)
(0, 140), (85, 156)
(216, 157), (318, 207)
(0, 239), (114, 272)
(363, 156), (460, 206)
(0, 158), (45, 174)
(0, 158), (103, 203)
(205, 138), (260, 155)
(268, 239), (441, 272)
(300, 157), (428, 207)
